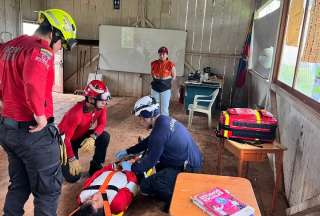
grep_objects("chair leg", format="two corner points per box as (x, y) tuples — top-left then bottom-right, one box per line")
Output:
(208, 112), (212, 129)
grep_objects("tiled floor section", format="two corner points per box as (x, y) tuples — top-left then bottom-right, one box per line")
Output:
(0, 93), (288, 215)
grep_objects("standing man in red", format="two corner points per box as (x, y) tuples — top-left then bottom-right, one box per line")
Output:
(59, 80), (111, 183)
(0, 9), (77, 216)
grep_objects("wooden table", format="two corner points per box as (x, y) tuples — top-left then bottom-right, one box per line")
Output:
(170, 173), (261, 216)
(217, 138), (287, 213)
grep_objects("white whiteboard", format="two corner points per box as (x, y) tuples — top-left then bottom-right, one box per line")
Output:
(98, 25), (187, 76)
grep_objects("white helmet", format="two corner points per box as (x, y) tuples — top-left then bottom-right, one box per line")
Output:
(133, 96), (160, 118)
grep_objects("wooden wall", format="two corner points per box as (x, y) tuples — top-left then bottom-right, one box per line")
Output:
(0, 0), (255, 104)
(1, 0), (255, 104)
(0, 0), (19, 41)
(276, 88), (320, 206)
(0, 0), (44, 42)
(43, 0), (255, 105)
(247, 72), (320, 207)
(21, 0), (44, 21)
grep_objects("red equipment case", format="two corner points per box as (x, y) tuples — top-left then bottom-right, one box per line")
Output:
(217, 108), (277, 142)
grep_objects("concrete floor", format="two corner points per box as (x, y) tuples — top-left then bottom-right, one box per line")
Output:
(0, 93), (288, 216)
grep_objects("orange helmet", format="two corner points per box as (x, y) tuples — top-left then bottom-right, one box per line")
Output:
(84, 80), (111, 101)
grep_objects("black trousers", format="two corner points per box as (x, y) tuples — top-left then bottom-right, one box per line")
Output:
(139, 163), (201, 204)
(61, 130), (110, 182)
(71, 130), (110, 164)
(0, 119), (62, 216)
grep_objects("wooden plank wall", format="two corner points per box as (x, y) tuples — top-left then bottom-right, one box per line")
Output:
(0, 0), (44, 43)
(0, 0), (19, 41)
(44, 0), (254, 105)
(21, 0), (44, 21)
(247, 74), (320, 207)
(277, 92), (320, 206)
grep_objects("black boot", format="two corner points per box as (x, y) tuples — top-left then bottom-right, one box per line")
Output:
(89, 160), (103, 176)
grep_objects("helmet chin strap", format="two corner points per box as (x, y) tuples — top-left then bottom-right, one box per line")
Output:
(85, 96), (98, 109)
(50, 28), (63, 48)
(95, 99), (104, 110)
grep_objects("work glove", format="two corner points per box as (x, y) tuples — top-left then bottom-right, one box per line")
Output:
(59, 134), (68, 166)
(80, 137), (95, 154)
(120, 161), (132, 171)
(69, 158), (82, 176)
(115, 150), (128, 161)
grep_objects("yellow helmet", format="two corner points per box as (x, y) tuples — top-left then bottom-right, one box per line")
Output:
(38, 9), (77, 50)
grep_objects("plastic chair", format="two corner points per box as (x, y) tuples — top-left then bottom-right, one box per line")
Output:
(188, 89), (219, 129)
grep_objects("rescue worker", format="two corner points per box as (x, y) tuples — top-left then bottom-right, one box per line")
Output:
(0, 9), (77, 216)
(115, 96), (203, 210)
(150, 46), (176, 116)
(59, 80), (111, 183)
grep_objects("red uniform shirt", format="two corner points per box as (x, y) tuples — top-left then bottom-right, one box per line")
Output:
(58, 101), (107, 158)
(0, 35), (54, 121)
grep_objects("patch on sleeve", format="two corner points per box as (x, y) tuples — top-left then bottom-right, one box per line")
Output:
(169, 118), (177, 132)
(33, 48), (53, 69)
(40, 48), (52, 58)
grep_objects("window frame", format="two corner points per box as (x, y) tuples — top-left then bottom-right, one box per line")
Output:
(273, 0), (320, 111)
(22, 20), (39, 36)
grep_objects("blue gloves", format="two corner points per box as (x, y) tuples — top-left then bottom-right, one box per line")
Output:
(115, 150), (128, 161)
(121, 161), (132, 171)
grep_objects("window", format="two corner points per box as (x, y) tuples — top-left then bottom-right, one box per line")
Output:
(22, 22), (39, 36)
(249, 0), (282, 79)
(276, 0), (320, 105)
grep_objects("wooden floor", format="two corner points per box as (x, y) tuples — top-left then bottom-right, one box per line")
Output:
(0, 93), (288, 216)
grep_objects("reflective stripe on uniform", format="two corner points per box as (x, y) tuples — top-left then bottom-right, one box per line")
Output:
(125, 181), (138, 196)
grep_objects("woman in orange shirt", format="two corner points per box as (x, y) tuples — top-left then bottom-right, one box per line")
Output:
(150, 46), (176, 116)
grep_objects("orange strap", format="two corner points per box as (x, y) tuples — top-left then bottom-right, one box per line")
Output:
(99, 171), (116, 216)
(103, 201), (112, 216)
(99, 171), (116, 192)
(68, 171), (117, 216)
